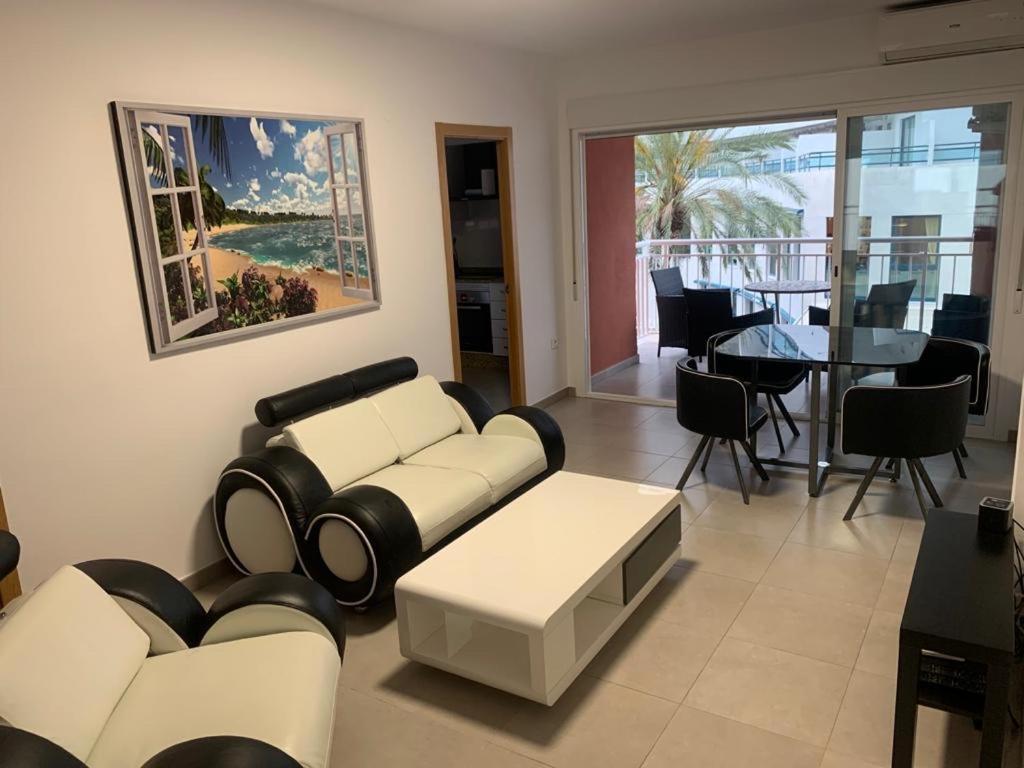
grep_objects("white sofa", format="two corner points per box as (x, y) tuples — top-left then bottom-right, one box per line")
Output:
(215, 357), (565, 608)
(0, 548), (343, 768)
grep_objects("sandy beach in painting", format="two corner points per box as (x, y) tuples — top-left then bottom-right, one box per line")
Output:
(184, 224), (363, 312)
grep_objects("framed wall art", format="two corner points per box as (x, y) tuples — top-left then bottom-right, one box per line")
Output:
(113, 102), (380, 355)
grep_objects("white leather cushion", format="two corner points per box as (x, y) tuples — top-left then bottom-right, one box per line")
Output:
(0, 566), (149, 761)
(281, 399), (399, 491)
(88, 633), (340, 768)
(404, 434), (546, 503)
(369, 376), (461, 459)
(348, 464), (491, 550)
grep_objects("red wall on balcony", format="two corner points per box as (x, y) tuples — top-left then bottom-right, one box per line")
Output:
(586, 136), (638, 376)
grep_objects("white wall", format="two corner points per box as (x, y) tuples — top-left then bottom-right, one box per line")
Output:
(0, 0), (563, 588)
(556, 14), (1024, 448)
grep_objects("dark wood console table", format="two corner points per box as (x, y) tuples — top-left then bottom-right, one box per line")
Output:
(894, 508), (1016, 767)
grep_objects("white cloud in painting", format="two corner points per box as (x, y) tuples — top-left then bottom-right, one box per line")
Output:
(249, 117), (275, 158)
(248, 178), (261, 193)
(225, 182), (233, 188)
(280, 119), (297, 137)
(270, 168), (282, 179)
(294, 128), (328, 176)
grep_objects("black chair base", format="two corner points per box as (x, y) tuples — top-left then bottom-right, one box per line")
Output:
(677, 435), (769, 505)
(844, 457), (943, 521)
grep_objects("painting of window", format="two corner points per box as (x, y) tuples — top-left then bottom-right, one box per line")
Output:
(115, 103), (380, 354)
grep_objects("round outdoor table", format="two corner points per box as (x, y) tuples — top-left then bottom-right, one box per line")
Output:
(745, 279), (831, 323)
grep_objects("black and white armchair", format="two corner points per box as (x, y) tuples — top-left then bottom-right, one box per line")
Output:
(215, 357), (565, 610)
(0, 534), (344, 768)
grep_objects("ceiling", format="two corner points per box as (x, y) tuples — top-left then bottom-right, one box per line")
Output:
(304, 0), (895, 56)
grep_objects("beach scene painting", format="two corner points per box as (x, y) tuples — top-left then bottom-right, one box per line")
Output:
(115, 103), (378, 354)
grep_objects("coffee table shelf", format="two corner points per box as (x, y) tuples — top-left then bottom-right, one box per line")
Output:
(395, 472), (681, 704)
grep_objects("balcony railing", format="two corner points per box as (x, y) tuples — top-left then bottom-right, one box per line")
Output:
(635, 236), (976, 338)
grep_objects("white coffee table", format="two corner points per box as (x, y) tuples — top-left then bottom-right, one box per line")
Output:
(394, 471), (681, 705)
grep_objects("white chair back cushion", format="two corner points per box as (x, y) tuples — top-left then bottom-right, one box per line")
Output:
(281, 399), (400, 491)
(0, 565), (149, 761)
(369, 376), (461, 459)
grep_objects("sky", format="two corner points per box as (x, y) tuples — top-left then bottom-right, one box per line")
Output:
(186, 114), (338, 216)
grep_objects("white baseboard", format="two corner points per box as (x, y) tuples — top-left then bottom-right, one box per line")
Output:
(590, 355), (640, 385)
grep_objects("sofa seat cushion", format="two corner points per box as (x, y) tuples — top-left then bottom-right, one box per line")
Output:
(0, 566), (149, 762)
(368, 376), (461, 459)
(280, 399), (399, 491)
(87, 633), (339, 768)
(404, 434), (546, 503)
(346, 464), (491, 550)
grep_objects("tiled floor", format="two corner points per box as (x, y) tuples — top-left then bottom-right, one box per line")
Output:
(199, 395), (1018, 768)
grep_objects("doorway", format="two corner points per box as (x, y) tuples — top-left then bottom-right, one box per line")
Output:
(436, 124), (525, 410)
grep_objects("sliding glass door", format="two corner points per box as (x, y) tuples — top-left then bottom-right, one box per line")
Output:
(832, 99), (1016, 430)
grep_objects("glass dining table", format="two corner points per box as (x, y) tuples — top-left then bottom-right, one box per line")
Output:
(714, 324), (930, 496)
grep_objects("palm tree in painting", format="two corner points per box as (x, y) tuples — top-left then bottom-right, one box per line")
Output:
(143, 116), (233, 186)
(635, 128), (806, 281)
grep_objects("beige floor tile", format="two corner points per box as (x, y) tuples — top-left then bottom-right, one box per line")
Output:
(854, 610), (900, 679)
(685, 637), (850, 746)
(786, 508), (904, 559)
(332, 687), (542, 768)
(694, 497), (805, 540)
(641, 705), (823, 768)
(603, 426), (691, 457)
(875, 559), (915, 614)
(636, 564), (756, 638)
(678, 526), (783, 582)
(340, 615), (525, 739)
(820, 751), (884, 768)
(585, 612), (719, 702)
(762, 542), (888, 608)
(575, 446), (669, 481)
(494, 676), (676, 768)
(727, 584), (871, 667)
(827, 670), (982, 768)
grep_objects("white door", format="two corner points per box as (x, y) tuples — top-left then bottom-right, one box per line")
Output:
(132, 110), (219, 342)
(325, 123), (374, 300)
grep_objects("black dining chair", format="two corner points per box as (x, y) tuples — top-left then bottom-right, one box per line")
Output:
(841, 376), (971, 520)
(682, 288), (768, 362)
(708, 321), (808, 454)
(931, 293), (991, 344)
(675, 357), (770, 504)
(896, 336), (990, 478)
(853, 279), (917, 329)
(650, 268), (688, 357)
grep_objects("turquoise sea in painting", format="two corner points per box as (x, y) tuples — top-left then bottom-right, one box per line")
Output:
(209, 220), (341, 273)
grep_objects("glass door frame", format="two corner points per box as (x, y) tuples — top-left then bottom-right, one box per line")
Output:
(830, 90), (1024, 440)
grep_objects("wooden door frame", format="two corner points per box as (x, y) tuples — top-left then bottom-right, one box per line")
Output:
(435, 123), (526, 406)
(0, 489), (22, 606)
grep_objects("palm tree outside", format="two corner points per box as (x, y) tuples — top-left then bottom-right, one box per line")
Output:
(635, 127), (807, 282)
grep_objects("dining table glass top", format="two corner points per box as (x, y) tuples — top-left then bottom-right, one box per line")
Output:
(714, 324), (930, 367)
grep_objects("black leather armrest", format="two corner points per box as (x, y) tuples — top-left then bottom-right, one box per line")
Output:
(0, 530), (19, 582)
(0, 726), (88, 768)
(440, 380), (496, 432)
(75, 559), (207, 652)
(141, 736), (302, 768)
(490, 406), (565, 472)
(202, 572), (345, 659)
(215, 446), (333, 574)
(304, 486), (422, 608)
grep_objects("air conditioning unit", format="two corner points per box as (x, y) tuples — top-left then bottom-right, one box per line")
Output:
(879, 0), (1024, 64)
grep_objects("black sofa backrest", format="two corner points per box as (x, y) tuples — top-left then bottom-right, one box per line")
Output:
(254, 357), (419, 427)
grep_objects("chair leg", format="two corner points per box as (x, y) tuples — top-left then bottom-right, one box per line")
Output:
(740, 440), (769, 482)
(700, 436), (715, 473)
(677, 435), (710, 490)
(844, 456), (884, 521)
(887, 458), (902, 483)
(959, 443), (968, 458)
(773, 393), (800, 438)
(952, 450), (967, 479)
(904, 460), (930, 519)
(728, 440), (749, 505)
(911, 459), (943, 508)
(766, 396), (785, 454)
(657, 346), (662, 358)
